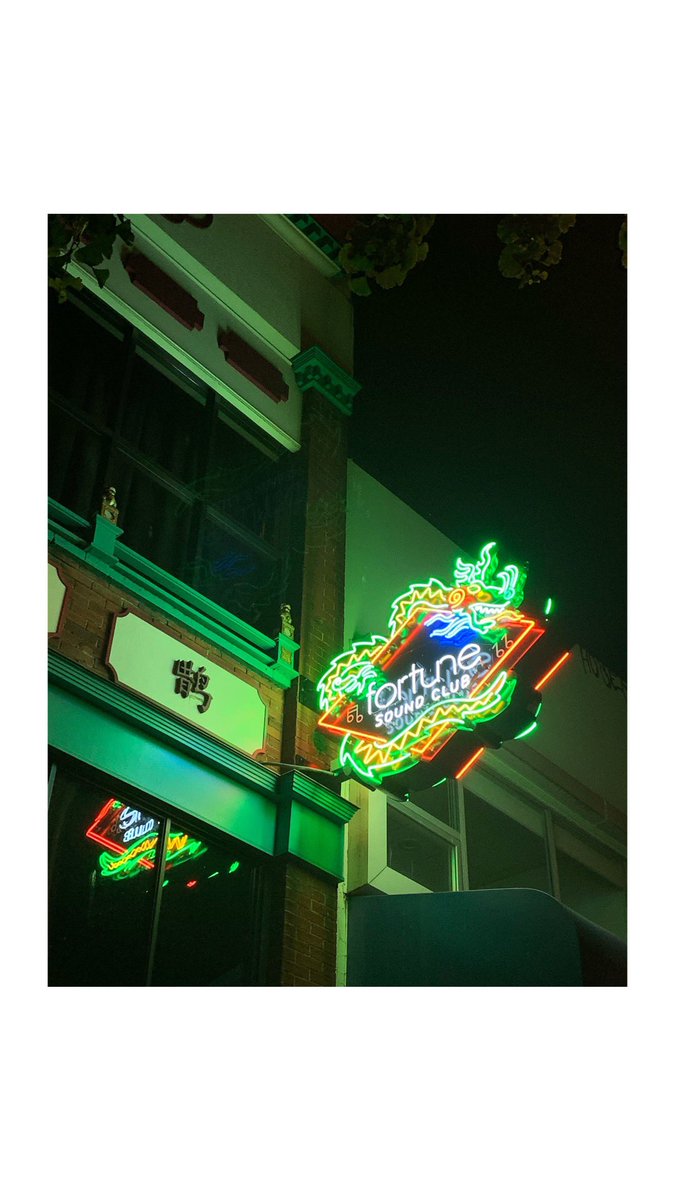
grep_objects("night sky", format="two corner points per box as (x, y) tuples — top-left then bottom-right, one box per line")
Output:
(349, 214), (627, 680)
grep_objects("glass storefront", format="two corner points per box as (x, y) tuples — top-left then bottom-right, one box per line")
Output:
(387, 804), (456, 892)
(554, 825), (627, 940)
(463, 788), (551, 893)
(374, 775), (626, 943)
(48, 758), (264, 986)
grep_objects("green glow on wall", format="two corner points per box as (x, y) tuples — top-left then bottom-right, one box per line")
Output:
(544, 597), (554, 616)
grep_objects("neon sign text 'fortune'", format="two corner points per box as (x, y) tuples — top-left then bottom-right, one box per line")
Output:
(316, 541), (554, 786)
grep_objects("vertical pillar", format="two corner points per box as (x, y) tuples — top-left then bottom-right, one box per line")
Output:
(271, 347), (360, 986)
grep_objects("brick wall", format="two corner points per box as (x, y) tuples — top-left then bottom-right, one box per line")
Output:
(293, 391), (348, 770)
(48, 545), (284, 765)
(275, 388), (350, 986)
(280, 863), (338, 986)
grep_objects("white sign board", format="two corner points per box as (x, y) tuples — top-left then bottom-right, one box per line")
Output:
(48, 563), (68, 635)
(106, 611), (268, 756)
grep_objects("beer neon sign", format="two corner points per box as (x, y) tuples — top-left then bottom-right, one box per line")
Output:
(317, 541), (569, 786)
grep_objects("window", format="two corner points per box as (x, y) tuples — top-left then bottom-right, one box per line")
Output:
(462, 787), (551, 893)
(405, 778), (459, 828)
(48, 766), (160, 986)
(48, 290), (303, 637)
(387, 805), (456, 891)
(382, 781), (462, 894)
(554, 824), (627, 940)
(151, 836), (256, 987)
(48, 759), (265, 986)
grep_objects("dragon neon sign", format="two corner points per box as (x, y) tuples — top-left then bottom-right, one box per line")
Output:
(317, 541), (570, 788)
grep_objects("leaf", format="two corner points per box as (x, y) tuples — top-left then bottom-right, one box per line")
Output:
(498, 247), (524, 280)
(74, 243), (105, 266)
(402, 242), (419, 271)
(48, 218), (71, 250)
(375, 264), (406, 288)
(415, 215), (435, 238)
(115, 219), (135, 246)
(349, 275), (372, 296)
(93, 267), (109, 289)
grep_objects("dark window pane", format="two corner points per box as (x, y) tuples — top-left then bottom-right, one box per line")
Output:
(206, 413), (284, 544)
(387, 806), (452, 891)
(48, 290), (124, 428)
(122, 348), (205, 484)
(463, 789), (550, 892)
(557, 850), (627, 939)
(408, 781), (452, 826)
(49, 768), (160, 986)
(151, 832), (256, 986)
(109, 453), (194, 580)
(194, 516), (284, 635)
(48, 402), (107, 521)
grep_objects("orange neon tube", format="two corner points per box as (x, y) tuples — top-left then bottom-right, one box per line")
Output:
(535, 650), (571, 692)
(455, 746), (486, 780)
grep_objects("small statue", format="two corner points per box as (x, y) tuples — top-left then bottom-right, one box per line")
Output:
(280, 603), (295, 639)
(100, 486), (119, 525)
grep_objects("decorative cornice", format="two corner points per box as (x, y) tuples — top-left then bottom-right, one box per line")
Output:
(48, 500), (299, 688)
(278, 770), (358, 826)
(292, 346), (361, 416)
(48, 650), (279, 797)
(286, 215), (343, 262)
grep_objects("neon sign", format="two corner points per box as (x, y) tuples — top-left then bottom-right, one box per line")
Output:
(317, 541), (570, 787)
(86, 799), (206, 881)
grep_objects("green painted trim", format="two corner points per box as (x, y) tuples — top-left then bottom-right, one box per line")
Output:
(259, 216), (342, 279)
(279, 770), (358, 826)
(49, 679), (278, 855)
(49, 650), (278, 796)
(48, 500), (299, 688)
(49, 656), (352, 878)
(292, 345), (361, 416)
(48, 498), (90, 534)
(88, 513), (125, 566)
(115, 541), (275, 651)
(288, 803), (345, 879)
(285, 216), (343, 263)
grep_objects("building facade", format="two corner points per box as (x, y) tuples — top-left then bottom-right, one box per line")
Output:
(337, 464), (627, 984)
(48, 214), (626, 986)
(48, 214), (360, 986)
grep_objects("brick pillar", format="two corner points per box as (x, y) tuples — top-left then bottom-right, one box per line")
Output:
(293, 389), (348, 769)
(274, 355), (357, 986)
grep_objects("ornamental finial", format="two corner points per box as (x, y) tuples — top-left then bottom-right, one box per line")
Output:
(280, 603), (295, 639)
(100, 486), (119, 525)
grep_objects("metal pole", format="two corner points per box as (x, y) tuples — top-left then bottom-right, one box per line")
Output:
(145, 817), (171, 986)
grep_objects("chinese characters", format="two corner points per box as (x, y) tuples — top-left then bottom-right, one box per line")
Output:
(172, 659), (212, 713)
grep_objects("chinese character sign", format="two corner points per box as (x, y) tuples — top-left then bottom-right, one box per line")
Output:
(172, 659), (212, 713)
